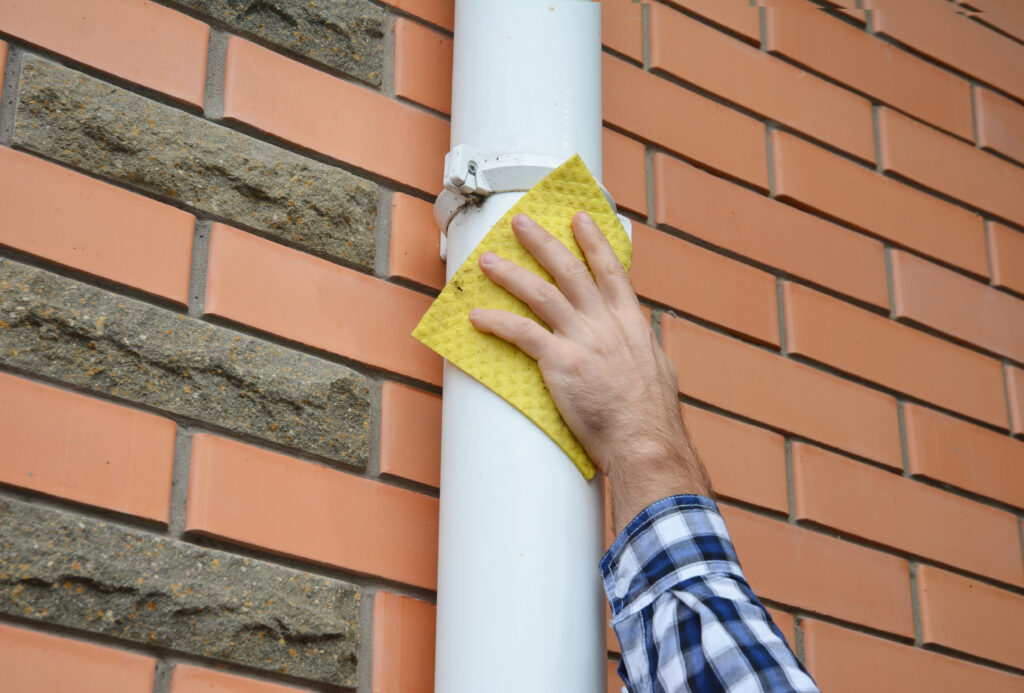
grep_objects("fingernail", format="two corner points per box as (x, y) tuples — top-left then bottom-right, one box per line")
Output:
(480, 252), (498, 265)
(513, 213), (534, 229)
(576, 210), (594, 224)
(469, 309), (482, 320)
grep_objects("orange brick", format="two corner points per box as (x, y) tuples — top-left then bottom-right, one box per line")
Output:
(974, 86), (1024, 166)
(603, 128), (647, 217)
(0, 40), (6, 82)
(904, 402), (1024, 511)
(803, 619), (1024, 693)
(380, 381), (441, 488)
(602, 1), (643, 61)
(0, 0), (207, 107)
(384, 0), (453, 31)
(0, 373), (176, 523)
(607, 659), (623, 693)
(867, 0), (1024, 103)
(0, 147), (194, 304)
(187, 433), (439, 590)
(764, 607), (796, 650)
(633, 223), (779, 346)
(654, 154), (889, 309)
(959, 0), (1024, 42)
(792, 442), (1023, 587)
(772, 130), (988, 279)
(918, 564), (1024, 669)
(989, 222), (1024, 296)
(223, 37), (448, 196)
(170, 664), (306, 693)
(891, 249), (1024, 365)
(603, 55), (768, 190)
(394, 17), (452, 115)
(389, 192), (445, 291)
(722, 505), (914, 636)
(1009, 365), (1024, 437)
(664, 0), (761, 43)
(682, 404), (788, 513)
(879, 107), (1024, 228)
(372, 592), (435, 693)
(661, 317), (902, 468)
(651, 5), (874, 162)
(0, 622), (156, 693)
(764, 7), (973, 139)
(204, 223), (441, 387)
(784, 281), (1007, 427)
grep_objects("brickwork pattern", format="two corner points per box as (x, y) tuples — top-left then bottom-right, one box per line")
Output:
(0, 1), (1023, 691)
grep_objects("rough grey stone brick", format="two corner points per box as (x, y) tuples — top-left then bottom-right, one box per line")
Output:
(0, 497), (360, 686)
(0, 259), (370, 467)
(13, 56), (377, 270)
(171, 0), (384, 86)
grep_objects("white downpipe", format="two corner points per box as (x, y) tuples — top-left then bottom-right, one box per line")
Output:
(434, 2), (607, 692)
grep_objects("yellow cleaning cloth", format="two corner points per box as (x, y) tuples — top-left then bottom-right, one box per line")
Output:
(411, 154), (632, 480)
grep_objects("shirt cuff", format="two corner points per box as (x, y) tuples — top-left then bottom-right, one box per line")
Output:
(600, 494), (744, 618)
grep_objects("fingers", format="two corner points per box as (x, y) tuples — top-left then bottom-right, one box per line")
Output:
(511, 214), (602, 311)
(572, 211), (638, 309)
(469, 308), (558, 362)
(478, 252), (582, 333)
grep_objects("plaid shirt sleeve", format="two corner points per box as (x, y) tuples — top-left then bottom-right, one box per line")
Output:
(601, 495), (820, 693)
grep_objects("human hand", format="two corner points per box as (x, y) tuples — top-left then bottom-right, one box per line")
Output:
(469, 212), (712, 533)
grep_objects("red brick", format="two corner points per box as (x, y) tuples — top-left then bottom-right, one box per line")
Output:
(384, 0), (453, 31)
(223, 37), (448, 196)
(661, 316), (902, 468)
(372, 592), (435, 693)
(867, 0), (1024, 102)
(803, 619), (1024, 693)
(651, 5), (874, 162)
(891, 249), (1024, 365)
(1009, 365), (1024, 437)
(187, 433), (439, 590)
(682, 404), (788, 513)
(959, 0), (1024, 42)
(764, 7), (973, 139)
(792, 442), (1023, 587)
(602, 1), (643, 61)
(784, 281), (1007, 427)
(764, 607), (796, 650)
(654, 154), (889, 309)
(633, 223), (779, 346)
(0, 622), (156, 693)
(0, 373), (176, 523)
(0, 147), (194, 304)
(389, 192), (445, 292)
(603, 128), (647, 217)
(603, 55), (768, 190)
(607, 659), (624, 693)
(0, 40), (6, 83)
(974, 86), (1024, 166)
(879, 107), (1024, 228)
(380, 381), (441, 488)
(0, 0), (207, 107)
(722, 505), (914, 636)
(170, 664), (306, 693)
(989, 221), (1024, 296)
(663, 0), (761, 43)
(918, 564), (1024, 669)
(204, 223), (441, 387)
(772, 130), (988, 279)
(394, 17), (452, 115)
(904, 402), (1024, 511)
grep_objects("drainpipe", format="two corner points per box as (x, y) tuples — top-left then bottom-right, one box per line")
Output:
(433, 2), (612, 691)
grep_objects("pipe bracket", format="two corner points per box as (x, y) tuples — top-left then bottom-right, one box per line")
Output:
(434, 144), (627, 261)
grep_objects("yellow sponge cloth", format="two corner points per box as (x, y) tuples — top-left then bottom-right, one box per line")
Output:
(411, 154), (632, 480)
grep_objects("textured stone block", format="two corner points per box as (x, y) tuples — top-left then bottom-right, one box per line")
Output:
(0, 498), (360, 686)
(0, 259), (370, 467)
(171, 0), (384, 85)
(13, 56), (377, 270)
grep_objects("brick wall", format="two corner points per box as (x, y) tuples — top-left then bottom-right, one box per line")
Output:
(0, 1), (1022, 692)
